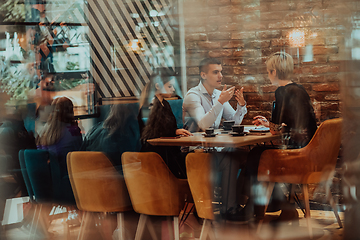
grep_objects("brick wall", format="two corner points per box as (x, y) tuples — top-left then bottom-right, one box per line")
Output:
(183, 0), (357, 124)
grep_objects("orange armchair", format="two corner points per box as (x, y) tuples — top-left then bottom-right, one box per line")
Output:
(186, 153), (216, 240)
(257, 118), (343, 237)
(67, 151), (132, 240)
(122, 152), (191, 240)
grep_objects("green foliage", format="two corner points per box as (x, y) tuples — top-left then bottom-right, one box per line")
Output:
(0, 59), (34, 105)
(0, 58), (85, 105)
(66, 61), (80, 70)
(53, 78), (86, 91)
(0, 0), (26, 22)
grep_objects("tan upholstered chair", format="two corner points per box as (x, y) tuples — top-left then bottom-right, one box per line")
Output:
(257, 118), (343, 238)
(67, 151), (132, 240)
(186, 153), (216, 240)
(122, 152), (191, 240)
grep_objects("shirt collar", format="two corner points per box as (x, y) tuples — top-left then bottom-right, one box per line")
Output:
(198, 81), (216, 99)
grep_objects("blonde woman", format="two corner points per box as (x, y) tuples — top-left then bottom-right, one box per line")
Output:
(239, 52), (317, 223)
(253, 51), (317, 144)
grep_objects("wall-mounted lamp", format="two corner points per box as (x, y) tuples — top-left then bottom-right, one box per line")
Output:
(288, 29), (305, 48)
(129, 39), (140, 52)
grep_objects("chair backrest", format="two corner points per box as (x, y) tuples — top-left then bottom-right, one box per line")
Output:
(23, 149), (52, 202)
(18, 150), (35, 202)
(258, 118), (342, 184)
(122, 152), (185, 216)
(186, 153), (214, 220)
(167, 99), (184, 129)
(49, 151), (76, 205)
(67, 151), (132, 212)
(304, 118), (342, 175)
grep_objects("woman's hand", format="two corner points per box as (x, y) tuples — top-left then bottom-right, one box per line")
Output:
(252, 115), (269, 127)
(176, 129), (193, 136)
(269, 122), (287, 135)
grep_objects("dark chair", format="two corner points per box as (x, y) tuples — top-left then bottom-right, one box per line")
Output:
(22, 149), (52, 239)
(18, 150), (35, 202)
(21, 149), (77, 239)
(48, 151), (76, 205)
(167, 99), (184, 129)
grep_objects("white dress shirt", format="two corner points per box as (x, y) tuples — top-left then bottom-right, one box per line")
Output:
(183, 81), (247, 132)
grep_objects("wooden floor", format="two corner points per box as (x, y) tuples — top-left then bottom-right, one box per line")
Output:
(2, 208), (344, 240)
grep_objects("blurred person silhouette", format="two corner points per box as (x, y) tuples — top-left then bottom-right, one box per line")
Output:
(80, 103), (142, 174)
(239, 52), (318, 223)
(33, 72), (95, 135)
(0, 105), (36, 196)
(0, 105), (36, 228)
(37, 97), (82, 177)
(139, 72), (192, 179)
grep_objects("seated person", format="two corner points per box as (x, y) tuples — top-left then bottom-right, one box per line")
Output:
(0, 106), (36, 196)
(80, 104), (142, 174)
(183, 58), (249, 221)
(183, 58), (247, 132)
(140, 73), (192, 179)
(241, 52), (318, 222)
(37, 97), (83, 177)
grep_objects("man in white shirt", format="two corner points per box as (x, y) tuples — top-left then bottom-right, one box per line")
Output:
(183, 58), (247, 132)
(182, 58), (250, 221)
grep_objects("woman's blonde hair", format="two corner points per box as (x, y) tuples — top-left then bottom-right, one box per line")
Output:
(37, 97), (76, 146)
(266, 52), (294, 80)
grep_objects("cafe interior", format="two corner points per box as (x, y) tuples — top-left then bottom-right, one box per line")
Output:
(0, 0), (360, 239)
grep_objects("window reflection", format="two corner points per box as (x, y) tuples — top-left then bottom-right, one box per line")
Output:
(1, 0), (360, 239)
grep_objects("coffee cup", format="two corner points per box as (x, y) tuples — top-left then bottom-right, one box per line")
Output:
(223, 120), (235, 130)
(205, 128), (214, 135)
(232, 125), (244, 134)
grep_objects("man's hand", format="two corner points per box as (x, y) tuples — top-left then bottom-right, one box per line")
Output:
(234, 87), (246, 106)
(176, 129), (193, 136)
(252, 115), (270, 127)
(218, 84), (235, 105)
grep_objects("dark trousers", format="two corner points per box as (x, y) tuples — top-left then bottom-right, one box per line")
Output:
(211, 148), (248, 213)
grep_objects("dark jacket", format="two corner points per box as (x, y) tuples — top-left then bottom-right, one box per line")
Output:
(271, 83), (317, 147)
(80, 121), (141, 174)
(0, 118), (36, 170)
(140, 97), (186, 178)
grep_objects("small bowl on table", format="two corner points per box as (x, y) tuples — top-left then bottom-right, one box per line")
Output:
(204, 128), (216, 137)
(223, 120), (235, 131)
(230, 125), (245, 136)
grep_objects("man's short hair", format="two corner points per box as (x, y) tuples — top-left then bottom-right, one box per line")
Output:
(266, 52), (294, 80)
(199, 58), (221, 76)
